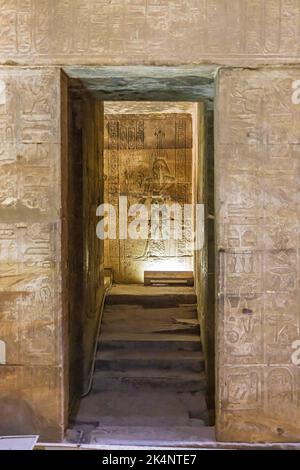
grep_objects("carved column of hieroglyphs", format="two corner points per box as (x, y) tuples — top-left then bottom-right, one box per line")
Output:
(216, 68), (300, 442)
(0, 67), (66, 441)
(0, 1), (300, 65)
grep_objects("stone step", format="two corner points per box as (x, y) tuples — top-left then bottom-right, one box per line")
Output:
(102, 308), (198, 326)
(89, 425), (216, 446)
(95, 350), (205, 372)
(92, 369), (206, 392)
(69, 284), (211, 444)
(99, 334), (202, 352)
(94, 416), (207, 427)
(101, 309), (200, 335)
(72, 414), (207, 427)
(70, 390), (208, 427)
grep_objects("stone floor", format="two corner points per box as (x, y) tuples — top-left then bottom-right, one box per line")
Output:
(69, 284), (215, 446)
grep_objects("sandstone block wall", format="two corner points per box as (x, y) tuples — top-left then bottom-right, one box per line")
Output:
(67, 92), (104, 404)
(195, 105), (215, 419)
(0, 1), (300, 66)
(104, 112), (193, 283)
(0, 1), (299, 443)
(216, 68), (300, 442)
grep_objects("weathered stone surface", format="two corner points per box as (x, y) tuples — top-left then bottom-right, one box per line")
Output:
(215, 68), (300, 442)
(64, 90), (105, 403)
(0, 1), (300, 66)
(0, 67), (66, 441)
(104, 112), (193, 283)
(0, 365), (63, 440)
(195, 106), (215, 418)
(105, 102), (197, 116)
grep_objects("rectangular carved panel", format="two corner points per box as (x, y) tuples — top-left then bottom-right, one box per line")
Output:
(216, 67), (300, 442)
(0, 365), (63, 440)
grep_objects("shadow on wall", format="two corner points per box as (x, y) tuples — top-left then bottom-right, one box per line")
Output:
(0, 394), (58, 440)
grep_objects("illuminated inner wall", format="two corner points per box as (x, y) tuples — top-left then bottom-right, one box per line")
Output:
(104, 104), (194, 283)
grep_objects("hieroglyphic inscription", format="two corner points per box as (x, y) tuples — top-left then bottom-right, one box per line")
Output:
(0, 67), (65, 441)
(104, 113), (193, 283)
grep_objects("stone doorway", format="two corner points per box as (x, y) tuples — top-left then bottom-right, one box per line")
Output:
(65, 67), (216, 444)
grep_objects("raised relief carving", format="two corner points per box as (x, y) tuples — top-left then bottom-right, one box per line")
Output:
(0, 224), (17, 275)
(19, 74), (56, 143)
(0, 2), (17, 53)
(265, 250), (297, 292)
(0, 339), (6, 364)
(0, 68), (64, 440)
(265, 292), (299, 364)
(226, 225), (257, 249)
(0, 79), (6, 105)
(223, 368), (261, 410)
(217, 68), (300, 441)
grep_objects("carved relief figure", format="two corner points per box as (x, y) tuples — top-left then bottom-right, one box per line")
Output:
(104, 114), (193, 282)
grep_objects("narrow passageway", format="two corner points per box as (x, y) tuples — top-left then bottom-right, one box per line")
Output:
(70, 285), (214, 446)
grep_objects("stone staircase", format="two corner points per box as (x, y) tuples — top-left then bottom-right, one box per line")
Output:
(70, 285), (213, 446)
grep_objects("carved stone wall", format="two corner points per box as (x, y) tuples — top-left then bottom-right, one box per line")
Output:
(0, 67), (67, 440)
(104, 113), (193, 283)
(215, 68), (300, 442)
(82, 97), (104, 389)
(0, 1), (300, 65)
(195, 105), (215, 420)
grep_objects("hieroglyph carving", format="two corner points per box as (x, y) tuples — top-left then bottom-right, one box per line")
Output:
(104, 113), (193, 283)
(0, 1), (300, 65)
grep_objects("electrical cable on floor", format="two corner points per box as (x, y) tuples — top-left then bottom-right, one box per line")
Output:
(81, 283), (113, 398)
